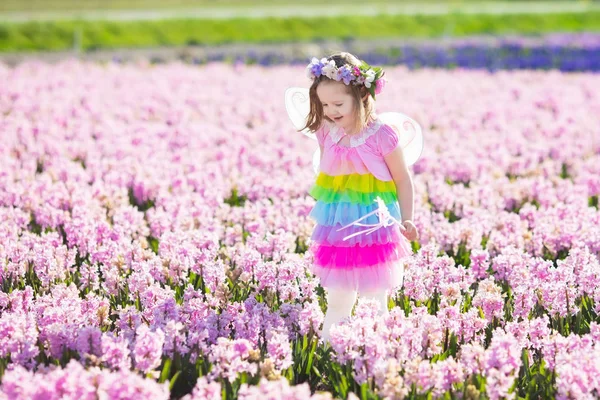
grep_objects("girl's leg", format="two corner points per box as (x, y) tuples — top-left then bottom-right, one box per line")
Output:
(321, 287), (357, 342)
(358, 288), (389, 316)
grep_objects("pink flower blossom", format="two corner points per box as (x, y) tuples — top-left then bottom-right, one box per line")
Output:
(374, 78), (387, 95)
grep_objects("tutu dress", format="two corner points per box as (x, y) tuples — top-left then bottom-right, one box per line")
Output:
(308, 115), (414, 292)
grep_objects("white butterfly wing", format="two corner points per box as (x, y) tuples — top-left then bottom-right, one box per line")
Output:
(285, 86), (320, 174)
(378, 112), (424, 167)
(284, 87), (315, 140)
(312, 148), (321, 175)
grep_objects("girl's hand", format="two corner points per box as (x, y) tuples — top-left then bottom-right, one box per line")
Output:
(401, 220), (419, 242)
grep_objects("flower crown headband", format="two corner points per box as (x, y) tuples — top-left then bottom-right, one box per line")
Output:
(305, 57), (387, 99)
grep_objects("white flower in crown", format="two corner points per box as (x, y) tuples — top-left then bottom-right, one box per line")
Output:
(363, 69), (376, 88)
(305, 67), (313, 79)
(305, 60), (315, 79)
(321, 60), (338, 80)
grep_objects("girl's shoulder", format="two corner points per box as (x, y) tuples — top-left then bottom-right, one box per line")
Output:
(314, 120), (334, 145)
(360, 117), (397, 141)
(373, 120), (400, 157)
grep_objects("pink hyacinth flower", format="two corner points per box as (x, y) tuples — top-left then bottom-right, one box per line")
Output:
(375, 78), (387, 95)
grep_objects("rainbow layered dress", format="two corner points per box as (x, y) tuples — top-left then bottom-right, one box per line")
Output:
(308, 117), (413, 292)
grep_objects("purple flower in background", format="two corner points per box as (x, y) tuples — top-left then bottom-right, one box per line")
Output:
(483, 329), (523, 400)
(0, 311), (39, 367)
(0, 360), (169, 399)
(470, 249), (490, 279)
(76, 326), (103, 358)
(98, 366), (170, 399)
(181, 377), (222, 400)
(297, 300), (324, 336)
(459, 343), (486, 376)
(238, 377), (330, 399)
(472, 278), (506, 323)
(266, 328), (293, 371)
(208, 338), (259, 383)
(133, 324), (165, 374)
(162, 320), (189, 358)
(115, 306), (143, 342)
(432, 357), (465, 396)
(101, 332), (132, 371)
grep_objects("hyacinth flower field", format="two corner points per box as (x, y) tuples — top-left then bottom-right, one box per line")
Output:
(0, 60), (599, 399)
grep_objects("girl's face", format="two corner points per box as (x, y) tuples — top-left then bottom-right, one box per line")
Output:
(316, 80), (358, 134)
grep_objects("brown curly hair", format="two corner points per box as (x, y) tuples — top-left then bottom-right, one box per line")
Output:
(301, 52), (381, 136)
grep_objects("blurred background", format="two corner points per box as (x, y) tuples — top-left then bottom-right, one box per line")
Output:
(1, 0), (599, 70)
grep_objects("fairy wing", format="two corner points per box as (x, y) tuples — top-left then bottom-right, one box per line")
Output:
(284, 87), (320, 174)
(378, 112), (424, 167)
(284, 87), (314, 139)
(311, 148), (320, 175)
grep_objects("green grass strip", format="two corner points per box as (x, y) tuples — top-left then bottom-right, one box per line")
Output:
(0, 0), (429, 12)
(0, 0), (583, 13)
(1, 12), (600, 52)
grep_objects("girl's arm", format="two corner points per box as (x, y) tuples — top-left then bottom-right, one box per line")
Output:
(384, 147), (414, 222)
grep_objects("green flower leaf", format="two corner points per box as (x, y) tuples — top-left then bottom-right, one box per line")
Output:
(368, 84), (376, 99)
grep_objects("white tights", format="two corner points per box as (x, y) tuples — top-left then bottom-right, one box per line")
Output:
(320, 287), (389, 343)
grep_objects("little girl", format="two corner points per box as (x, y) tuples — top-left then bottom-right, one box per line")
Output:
(301, 52), (419, 343)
